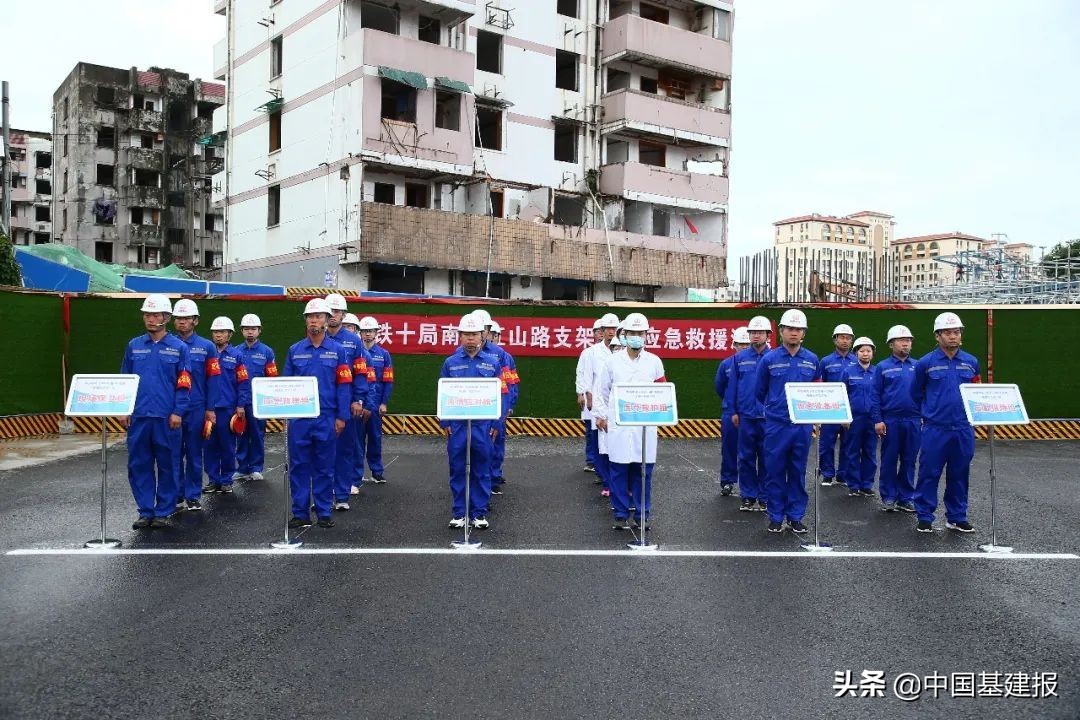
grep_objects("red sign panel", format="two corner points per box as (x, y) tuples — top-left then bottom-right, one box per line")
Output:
(365, 315), (754, 359)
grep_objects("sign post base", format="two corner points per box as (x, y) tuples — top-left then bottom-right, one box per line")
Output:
(978, 543), (1013, 554)
(627, 541), (658, 551)
(270, 539), (303, 550)
(84, 538), (122, 549)
(800, 541), (833, 553)
(451, 540), (483, 550)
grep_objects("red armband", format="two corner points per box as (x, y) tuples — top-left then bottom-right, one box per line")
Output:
(382, 367), (395, 383)
(236, 364), (250, 383)
(264, 360), (279, 377)
(353, 357), (368, 375)
(654, 375), (667, 383)
(367, 368), (377, 383)
(206, 358), (221, 377)
(336, 364), (353, 384)
(176, 370), (192, 391)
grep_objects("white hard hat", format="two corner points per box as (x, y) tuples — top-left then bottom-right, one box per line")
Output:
(458, 313), (484, 332)
(886, 325), (913, 343)
(747, 316), (772, 332)
(358, 315), (379, 330)
(172, 299), (199, 318)
(853, 336), (875, 350)
(324, 293), (348, 311)
(733, 327), (751, 344)
(832, 323), (854, 337)
(342, 313), (360, 328)
(622, 312), (649, 332)
(140, 294), (172, 314)
(779, 309), (808, 329)
(592, 318), (604, 330)
(471, 309), (493, 327)
(934, 312), (964, 332)
(598, 312), (620, 328)
(303, 298), (331, 316)
(610, 334), (623, 347)
(489, 321), (503, 334)
(240, 313), (261, 328)
(210, 316), (235, 332)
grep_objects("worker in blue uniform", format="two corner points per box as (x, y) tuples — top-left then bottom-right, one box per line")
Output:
(357, 315), (394, 486)
(815, 323), (857, 487)
(170, 299), (218, 511)
(324, 293), (374, 511)
(872, 325), (920, 513)
(913, 312), (981, 534)
(283, 298), (354, 529)
(715, 327), (750, 497)
(843, 336), (880, 498)
(439, 313), (508, 530)
(731, 315), (773, 512)
(472, 309), (519, 495)
(755, 309), (818, 534)
(204, 316), (251, 494)
(234, 313), (278, 481)
(121, 294), (191, 529)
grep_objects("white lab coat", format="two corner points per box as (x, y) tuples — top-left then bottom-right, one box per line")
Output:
(593, 349), (666, 464)
(594, 347), (623, 455)
(574, 341), (611, 421)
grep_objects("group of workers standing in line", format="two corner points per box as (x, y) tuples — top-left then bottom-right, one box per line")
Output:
(119, 293), (393, 530)
(713, 310), (981, 534)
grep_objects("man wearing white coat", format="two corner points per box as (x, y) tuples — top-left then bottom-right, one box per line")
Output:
(594, 312), (667, 531)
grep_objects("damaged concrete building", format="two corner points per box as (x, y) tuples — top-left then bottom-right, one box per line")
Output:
(214, 0), (732, 300)
(51, 63), (226, 269)
(2, 129), (53, 246)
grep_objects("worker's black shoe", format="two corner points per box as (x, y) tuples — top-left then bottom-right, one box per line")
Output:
(946, 520), (975, 533)
(219, 484), (234, 494)
(916, 520), (934, 533)
(132, 517), (151, 530)
(739, 498), (755, 511)
(720, 483), (733, 496)
(316, 517), (335, 528)
(897, 501), (916, 513)
(288, 516), (311, 529)
(203, 484), (221, 494)
(149, 517), (171, 529)
(612, 518), (631, 531)
(789, 520), (808, 534)
(767, 521), (784, 533)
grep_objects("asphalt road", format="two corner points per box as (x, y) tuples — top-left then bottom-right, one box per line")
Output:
(1, 434), (1077, 719)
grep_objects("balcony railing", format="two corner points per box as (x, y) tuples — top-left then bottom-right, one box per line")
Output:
(602, 14), (732, 79)
(602, 89), (729, 144)
(599, 161), (729, 208)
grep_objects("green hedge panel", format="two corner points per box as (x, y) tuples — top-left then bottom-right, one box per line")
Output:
(0, 293), (64, 414)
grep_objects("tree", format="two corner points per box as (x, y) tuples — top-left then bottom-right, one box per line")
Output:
(0, 232), (23, 287)
(1041, 239), (1080, 279)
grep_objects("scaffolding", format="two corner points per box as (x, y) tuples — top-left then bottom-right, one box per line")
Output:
(900, 254), (1080, 304)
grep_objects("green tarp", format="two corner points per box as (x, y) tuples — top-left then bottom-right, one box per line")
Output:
(18, 243), (190, 293)
(435, 76), (471, 94)
(378, 66), (428, 90)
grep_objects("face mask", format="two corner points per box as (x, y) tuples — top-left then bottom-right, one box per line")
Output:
(625, 335), (644, 350)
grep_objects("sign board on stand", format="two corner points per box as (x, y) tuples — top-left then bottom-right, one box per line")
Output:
(785, 382), (853, 425)
(251, 377), (320, 420)
(612, 382), (679, 427)
(436, 378), (502, 421)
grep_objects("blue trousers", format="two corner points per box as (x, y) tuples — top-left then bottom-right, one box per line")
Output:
(879, 417), (920, 504)
(126, 417), (181, 518)
(358, 411), (385, 477)
(491, 417), (507, 481)
(204, 409), (238, 486)
(447, 421), (492, 519)
(819, 424), (848, 482)
(333, 417), (357, 502)
(763, 421), (812, 524)
(610, 462), (654, 519)
(288, 415), (336, 519)
(915, 425), (974, 523)
(176, 409), (207, 502)
(737, 417), (765, 502)
(584, 420), (598, 467)
(720, 414), (738, 485)
(235, 405), (266, 474)
(845, 416), (878, 492)
(595, 450), (610, 491)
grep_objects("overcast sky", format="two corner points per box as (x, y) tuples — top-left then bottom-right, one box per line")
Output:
(4, 1), (1077, 259)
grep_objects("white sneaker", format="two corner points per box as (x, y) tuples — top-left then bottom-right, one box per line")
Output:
(334, 501), (350, 511)
(349, 485), (360, 495)
(448, 517), (466, 529)
(232, 472), (249, 481)
(471, 517), (489, 529)
(250, 472), (264, 481)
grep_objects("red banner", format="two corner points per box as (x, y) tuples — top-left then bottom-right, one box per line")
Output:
(365, 315), (756, 359)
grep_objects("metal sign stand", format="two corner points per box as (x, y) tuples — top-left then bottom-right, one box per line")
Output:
(452, 419), (482, 550)
(270, 421), (302, 549)
(628, 425), (658, 551)
(84, 417), (121, 549)
(978, 425), (1012, 554)
(801, 429), (832, 552)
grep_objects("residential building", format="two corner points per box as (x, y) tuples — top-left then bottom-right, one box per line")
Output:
(772, 210), (895, 301)
(891, 232), (989, 290)
(213, 0), (732, 300)
(51, 63), (226, 268)
(2, 130), (53, 246)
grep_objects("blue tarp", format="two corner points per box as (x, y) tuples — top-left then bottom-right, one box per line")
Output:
(123, 275), (209, 294)
(208, 281), (285, 296)
(14, 249), (91, 293)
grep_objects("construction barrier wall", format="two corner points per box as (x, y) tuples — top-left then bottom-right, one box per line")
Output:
(1, 290), (1076, 421)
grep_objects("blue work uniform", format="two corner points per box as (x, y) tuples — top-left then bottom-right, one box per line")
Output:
(327, 327), (373, 502)
(234, 340), (278, 476)
(485, 339), (518, 486)
(439, 347), (508, 521)
(731, 345), (768, 505)
(815, 351), (858, 483)
(358, 342), (394, 480)
(872, 355), (921, 505)
(843, 361), (879, 492)
(283, 336), (353, 521)
(714, 355), (739, 487)
(755, 345), (819, 525)
(204, 345), (251, 488)
(175, 332), (218, 503)
(913, 347), (981, 524)
(120, 333), (191, 519)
